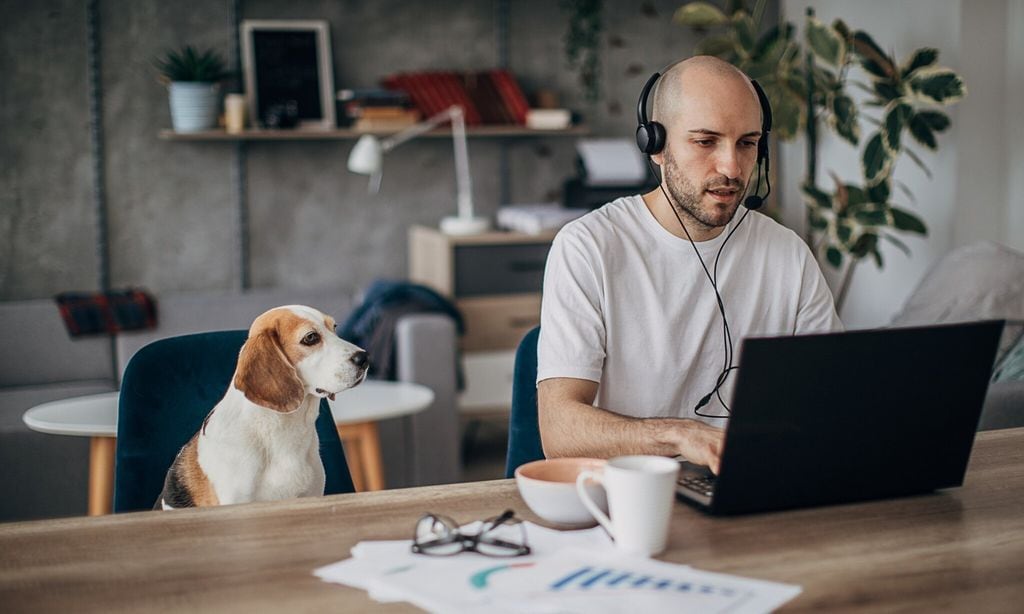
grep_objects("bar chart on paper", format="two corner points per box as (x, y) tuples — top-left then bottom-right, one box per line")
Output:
(470, 550), (801, 613)
(549, 565), (740, 598)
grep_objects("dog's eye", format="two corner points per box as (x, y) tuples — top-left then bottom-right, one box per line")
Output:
(301, 332), (321, 346)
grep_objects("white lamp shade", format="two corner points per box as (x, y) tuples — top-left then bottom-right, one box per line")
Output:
(347, 135), (383, 175)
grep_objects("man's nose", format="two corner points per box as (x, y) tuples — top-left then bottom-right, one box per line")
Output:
(714, 146), (742, 180)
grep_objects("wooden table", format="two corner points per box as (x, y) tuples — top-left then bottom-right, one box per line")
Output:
(2, 428), (1023, 612)
(21, 381), (434, 515)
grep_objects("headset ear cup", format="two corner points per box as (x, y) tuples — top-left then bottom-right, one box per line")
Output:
(649, 121), (666, 155)
(636, 124), (652, 154)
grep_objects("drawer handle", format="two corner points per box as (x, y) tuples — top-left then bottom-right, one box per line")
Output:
(508, 316), (540, 328)
(507, 261), (546, 273)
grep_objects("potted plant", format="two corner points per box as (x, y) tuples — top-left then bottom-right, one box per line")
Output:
(155, 45), (232, 133)
(674, 1), (965, 309)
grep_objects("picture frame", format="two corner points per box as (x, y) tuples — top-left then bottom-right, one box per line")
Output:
(241, 20), (335, 130)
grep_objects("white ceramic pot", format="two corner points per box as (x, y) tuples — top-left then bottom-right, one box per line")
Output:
(168, 82), (220, 132)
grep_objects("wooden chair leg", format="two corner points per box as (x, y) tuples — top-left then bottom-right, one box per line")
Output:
(359, 422), (385, 492)
(338, 422), (385, 492)
(88, 436), (116, 516)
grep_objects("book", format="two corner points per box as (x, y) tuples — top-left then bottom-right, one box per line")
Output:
(381, 69), (534, 126)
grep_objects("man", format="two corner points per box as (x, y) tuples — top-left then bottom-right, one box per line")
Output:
(537, 56), (841, 473)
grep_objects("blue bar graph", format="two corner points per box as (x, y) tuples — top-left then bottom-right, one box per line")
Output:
(548, 566), (745, 599)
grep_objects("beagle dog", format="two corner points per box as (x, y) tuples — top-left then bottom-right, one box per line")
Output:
(156, 305), (368, 509)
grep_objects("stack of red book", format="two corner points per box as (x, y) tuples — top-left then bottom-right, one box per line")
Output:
(381, 69), (531, 126)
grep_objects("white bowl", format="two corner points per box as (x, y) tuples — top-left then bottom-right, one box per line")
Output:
(515, 458), (608, 527)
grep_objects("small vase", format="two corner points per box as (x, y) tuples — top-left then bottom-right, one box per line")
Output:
(168, 82), (220, 132)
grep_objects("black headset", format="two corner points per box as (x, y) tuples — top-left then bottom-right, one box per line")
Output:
(636, 71), (773, 209)
(635, 68), (774, 417)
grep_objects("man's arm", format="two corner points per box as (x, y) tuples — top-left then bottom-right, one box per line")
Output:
(538, 377), (725, 474)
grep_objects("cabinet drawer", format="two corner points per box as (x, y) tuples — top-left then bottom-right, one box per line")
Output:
(458, 294), (541, 352)
(453, 243), (551, 297)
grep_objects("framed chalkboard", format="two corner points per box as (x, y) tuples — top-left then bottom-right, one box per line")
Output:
(241, 20), (335, 130)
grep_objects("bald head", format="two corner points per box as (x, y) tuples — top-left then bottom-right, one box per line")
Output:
(651, 56), (761, 131)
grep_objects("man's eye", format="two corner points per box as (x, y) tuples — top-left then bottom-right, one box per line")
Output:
(301, 332), (321, 346)
(694, 139), (714, 147)
(741, 140), (759, 149)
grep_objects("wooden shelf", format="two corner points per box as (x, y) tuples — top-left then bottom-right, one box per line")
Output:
(159, 125), (589, 141)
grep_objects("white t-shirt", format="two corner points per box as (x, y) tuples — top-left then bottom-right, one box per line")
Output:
(537, 195), (842, 426)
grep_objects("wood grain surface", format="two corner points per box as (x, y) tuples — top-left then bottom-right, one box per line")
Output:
(2, 428), (1022, 613)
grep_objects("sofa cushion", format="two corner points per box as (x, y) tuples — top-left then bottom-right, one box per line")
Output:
(890, 241), (1024, 360)
(0, 299), (115, 387)
(115, 287), (354, 381)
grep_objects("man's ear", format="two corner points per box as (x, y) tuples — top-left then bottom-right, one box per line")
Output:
(234, 329), (305, 412)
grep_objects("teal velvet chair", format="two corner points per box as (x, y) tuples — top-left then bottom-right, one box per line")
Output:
(505, 326), (545, 477)
(114, 330), (354, 512)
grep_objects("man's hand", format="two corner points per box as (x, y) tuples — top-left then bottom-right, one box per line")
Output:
(675, 420), (725, 474)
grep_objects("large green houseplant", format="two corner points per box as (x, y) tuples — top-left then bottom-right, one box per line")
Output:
(674, 0), (965, 308)
(155, 45), (232, 133)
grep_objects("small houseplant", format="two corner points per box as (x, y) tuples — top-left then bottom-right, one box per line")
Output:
(155, 45), (232, 133)
(674, 1), (965, 309)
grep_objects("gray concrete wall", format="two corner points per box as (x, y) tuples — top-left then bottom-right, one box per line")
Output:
(2, 0), (771, 300)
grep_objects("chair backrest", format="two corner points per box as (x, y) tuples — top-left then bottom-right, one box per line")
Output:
(114, 330), (353, 512)
(505, 326), (544, 478)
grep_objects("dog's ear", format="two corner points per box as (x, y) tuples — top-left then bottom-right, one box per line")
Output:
(234, 329), (305, 412)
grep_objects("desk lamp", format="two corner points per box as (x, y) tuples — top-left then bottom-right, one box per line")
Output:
(347, 105), (490, 235)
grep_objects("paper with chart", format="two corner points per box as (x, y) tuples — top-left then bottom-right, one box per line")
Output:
(314, 521), (800, 613)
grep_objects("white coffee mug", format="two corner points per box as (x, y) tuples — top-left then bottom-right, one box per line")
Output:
(575, 455), (679, 556)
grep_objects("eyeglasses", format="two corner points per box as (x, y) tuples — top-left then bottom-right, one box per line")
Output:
(411, 509), (531, 557)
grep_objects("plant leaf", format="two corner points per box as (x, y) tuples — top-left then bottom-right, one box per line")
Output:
(826, 246), (843, 268)
(867, 178), (891, 203)
(881, 232), (911, 257)
(891, 208), (928, 234)
(854, 206), (889, 226)
(769, 82), (803, 140)
(732, 13), (757, 54)
(851, 232), (878, 258)
(901, 47), (939, 78)
(852, 31), (895, 79)
(829, 92), (860, 145)
(832, 18), (851, 40)
(802, 182), (834, 211)
(862, 132), (893, 185)
(907, 113), (938, 150)
(873, 81), (902, 103)
(809, 209), (828, 230)
(915, 109), (951, 132)
(903, 147), (933, 178)
(837, 219), (855, 247)
(908, 68), (966, 104)
(871, 245), (884, 267)
(845, 184), (868, 207)
(806, 16), (845, 67)
(695, 34), (736, 56)
(882, 101), (913, 152)
(674, 2), (729, 28)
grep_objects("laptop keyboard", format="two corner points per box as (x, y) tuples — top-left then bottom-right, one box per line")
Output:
(678, 474), (716, 497)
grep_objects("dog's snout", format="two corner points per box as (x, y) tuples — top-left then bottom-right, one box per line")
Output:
(350, 351), (368, 369)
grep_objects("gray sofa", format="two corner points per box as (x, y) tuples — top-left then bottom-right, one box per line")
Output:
(889, 241), (1024, 430)
(0, 287), (459, 522)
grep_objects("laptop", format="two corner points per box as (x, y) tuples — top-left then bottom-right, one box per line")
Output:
(675, 320), (1004, 515)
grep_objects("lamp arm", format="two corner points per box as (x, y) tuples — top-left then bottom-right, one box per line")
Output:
(380, 105), (474, 221)
(379, 106), (461, 151)
(449, 107), (474, 220)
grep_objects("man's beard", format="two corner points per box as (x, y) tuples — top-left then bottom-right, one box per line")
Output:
(663, 147), (746, 230)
